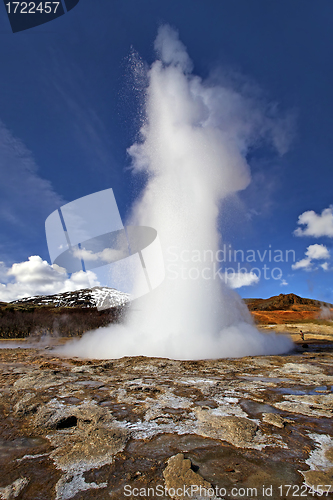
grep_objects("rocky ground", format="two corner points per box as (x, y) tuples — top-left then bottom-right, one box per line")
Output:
(0, 333), (332, 500)
(262, 323), (333, 342)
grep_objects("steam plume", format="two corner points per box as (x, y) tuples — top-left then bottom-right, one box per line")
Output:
(60, 25), (293, 359)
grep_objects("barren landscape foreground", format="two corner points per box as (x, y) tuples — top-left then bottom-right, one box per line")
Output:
(0, 294), (332, 500)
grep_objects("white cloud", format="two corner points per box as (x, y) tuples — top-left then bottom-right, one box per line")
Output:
(280, 279), (288, 286)
(292, 244), (330, 272)
(226, 271), (259, 289)
(294, 207), (333, 237)
(0, 256), (99, 302)
(72, 247), (127, 263)
(306, 243), (330, 260)
(292, 258), (312, 271)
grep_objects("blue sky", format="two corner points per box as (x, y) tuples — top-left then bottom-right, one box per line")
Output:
(0, 0), (333, 302)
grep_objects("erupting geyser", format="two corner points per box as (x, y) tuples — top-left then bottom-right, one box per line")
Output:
(60, 25), (293, 359)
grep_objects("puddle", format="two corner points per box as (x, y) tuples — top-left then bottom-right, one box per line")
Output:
(240, 399), (278, 415)
(61, 396), (81, 404)
(275, 388), (307, 395)
(0, 343), (30, 349)
(309, 385), (333, 394)
(295, 343), (333, 354)
(195, 400), (218, 409)
(99, 400), (113, 407)
(99, 402), (140, 422)
(126, 433), (221, 458)
(275, 386), (333, 396)
(160, 407), (185, 415)
(75, 380), (105, 388)
(126, 434), (305, 497)
(240, 376), (291, 384)
(189, 446), (302, 492)
(0, 437), (48, 459)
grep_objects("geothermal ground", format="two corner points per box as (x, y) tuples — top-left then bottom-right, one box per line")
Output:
(0, 330), (332, 500)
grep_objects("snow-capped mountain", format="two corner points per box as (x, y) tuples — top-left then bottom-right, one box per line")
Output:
(10, 287), (130, 309)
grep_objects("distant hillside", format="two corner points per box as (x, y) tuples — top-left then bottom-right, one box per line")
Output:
(244, 293), (333, 325)
(0, 291), (331, 338)
(244, 293), (332, 312)
(0, 287), (129, 339)
(10, 286), (130, 310)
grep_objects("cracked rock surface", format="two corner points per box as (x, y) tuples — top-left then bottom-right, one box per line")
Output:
(0, 339), (332, 499)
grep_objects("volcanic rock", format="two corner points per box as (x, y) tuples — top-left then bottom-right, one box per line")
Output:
(262, 413), (292, 428)
(163, 453), (213, 500)
(0, 477), (29, 499)
(195, 409), (259, 448)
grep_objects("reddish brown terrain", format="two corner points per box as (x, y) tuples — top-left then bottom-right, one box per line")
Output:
(245, 293), (333, 325)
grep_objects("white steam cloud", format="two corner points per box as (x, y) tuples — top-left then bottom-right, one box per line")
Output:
(60, 26), (293, 360)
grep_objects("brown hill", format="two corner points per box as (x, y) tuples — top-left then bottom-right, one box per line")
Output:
(244, 293), (333, 325)
(244, 293), (331, 312)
